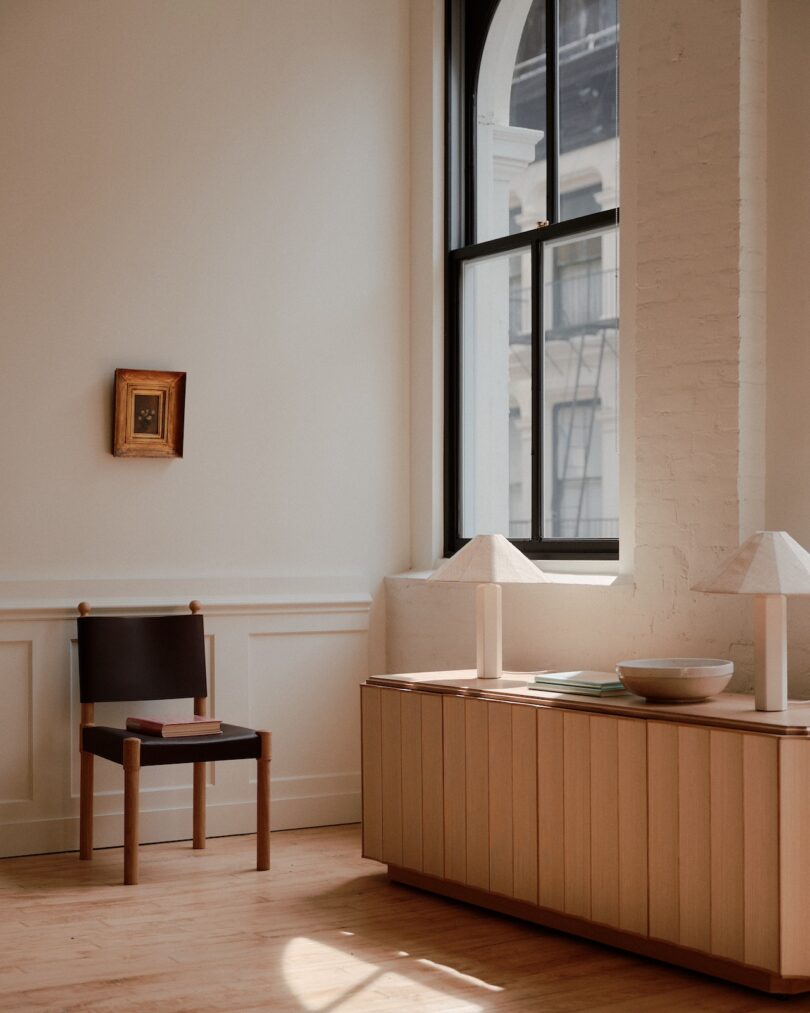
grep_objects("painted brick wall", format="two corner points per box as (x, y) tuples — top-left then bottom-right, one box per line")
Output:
(391, 0), (787, 692)
(633, 0), (748, 635)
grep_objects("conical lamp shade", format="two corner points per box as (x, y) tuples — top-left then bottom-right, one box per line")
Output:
(429, 534), (549, 584)
(693, 531), (810, 595)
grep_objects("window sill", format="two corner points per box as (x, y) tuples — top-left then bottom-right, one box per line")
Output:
(388, 569), (632, 589)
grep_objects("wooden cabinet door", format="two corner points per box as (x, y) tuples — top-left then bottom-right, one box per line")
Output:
(443, 695), (466, 883)
(363, 686), (788, 978)
(361, 685), (382, 861)
(537, 708), (565, 911)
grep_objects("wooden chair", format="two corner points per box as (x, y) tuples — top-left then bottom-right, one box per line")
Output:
(76, 600), (271, 885)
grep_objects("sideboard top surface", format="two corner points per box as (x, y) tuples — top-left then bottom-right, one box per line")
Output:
(365, 670), (810, 736)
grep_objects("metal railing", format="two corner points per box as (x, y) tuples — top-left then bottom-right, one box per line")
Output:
(551, 516), (619, 538)
(509, 267), (618, 342)
(509, 516), (619, 539)
(512, 21), (619, 88)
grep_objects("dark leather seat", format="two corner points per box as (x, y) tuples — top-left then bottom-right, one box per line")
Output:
(82, 722), (262, 766)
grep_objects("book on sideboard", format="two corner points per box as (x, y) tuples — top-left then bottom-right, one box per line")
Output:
(527, 670), (628, 697)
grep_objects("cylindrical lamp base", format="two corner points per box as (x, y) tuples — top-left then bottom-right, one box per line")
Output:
(753, 594), (787, 712)
(476, 583), (502, 679)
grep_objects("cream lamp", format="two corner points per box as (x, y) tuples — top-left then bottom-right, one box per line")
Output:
(693, 531), (810, 711)
(429, 534), (549, 679)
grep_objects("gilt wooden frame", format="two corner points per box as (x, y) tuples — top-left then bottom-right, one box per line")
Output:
(113, 368), (186, 457)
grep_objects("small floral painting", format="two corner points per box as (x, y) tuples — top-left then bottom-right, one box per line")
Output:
(133, 394), (161, 435)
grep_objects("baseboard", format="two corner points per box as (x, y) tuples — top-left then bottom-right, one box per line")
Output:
(0, 793), (361, 859)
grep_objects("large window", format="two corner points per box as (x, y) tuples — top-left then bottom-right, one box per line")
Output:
(445, 0), (619, 560)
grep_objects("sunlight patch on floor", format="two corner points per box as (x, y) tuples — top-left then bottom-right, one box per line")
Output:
(417, 957), (504, 992)
(282, 936), (486, 1012)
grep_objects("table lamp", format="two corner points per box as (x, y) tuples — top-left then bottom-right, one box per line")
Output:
(693, 531), (810, 711)
(429, 534), (549, 679)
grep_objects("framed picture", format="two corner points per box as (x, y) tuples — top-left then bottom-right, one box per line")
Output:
(113, 369), (186, 457)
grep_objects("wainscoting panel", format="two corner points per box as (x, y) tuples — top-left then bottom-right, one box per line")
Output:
(0, 640), (33, 803)
(0, 591), (370, 857)
(248, 614), (367, 831)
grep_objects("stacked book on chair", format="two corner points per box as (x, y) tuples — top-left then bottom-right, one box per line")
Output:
(527, 671), (628, 696)
(125, 715), (222, 737)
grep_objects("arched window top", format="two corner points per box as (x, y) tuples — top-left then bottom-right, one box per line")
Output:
(478, 0), (535, 127)
(471, 0), (619, 243)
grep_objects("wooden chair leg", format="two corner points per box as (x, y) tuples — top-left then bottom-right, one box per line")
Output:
(79, 750), (94, 860)
(193, 762), (206, 849)
(257, 731), (271, 871)
(123, 738), (141, 885)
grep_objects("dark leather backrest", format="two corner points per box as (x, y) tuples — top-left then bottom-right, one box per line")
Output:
(77, 614), (207, 703)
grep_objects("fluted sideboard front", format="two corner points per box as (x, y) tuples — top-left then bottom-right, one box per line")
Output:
(361, 673), (810, 994)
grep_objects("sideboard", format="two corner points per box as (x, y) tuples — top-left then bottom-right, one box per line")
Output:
(361, 671), (810, 994)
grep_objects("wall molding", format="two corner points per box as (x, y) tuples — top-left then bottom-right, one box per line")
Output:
(0, 593), (371, 623)
(0, 576), (372, 618)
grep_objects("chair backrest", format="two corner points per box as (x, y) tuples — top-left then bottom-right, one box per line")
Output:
(77, 614), (207, 703)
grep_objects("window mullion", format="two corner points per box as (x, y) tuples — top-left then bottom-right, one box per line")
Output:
(546, 0), (560, 225)
(444, 254), (462, 552)
(532, 238), (543, 545)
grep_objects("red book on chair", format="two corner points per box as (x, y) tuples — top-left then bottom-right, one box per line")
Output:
(125, 715), (222, 738)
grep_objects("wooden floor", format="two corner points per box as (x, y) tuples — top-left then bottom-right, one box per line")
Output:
(0, 825), (805, 1012)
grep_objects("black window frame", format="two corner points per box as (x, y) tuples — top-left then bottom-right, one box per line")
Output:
(444, 0), (620, 561)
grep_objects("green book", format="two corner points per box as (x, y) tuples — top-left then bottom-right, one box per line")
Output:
(529, 670), (627, 695)
(528, 683), (627, 697)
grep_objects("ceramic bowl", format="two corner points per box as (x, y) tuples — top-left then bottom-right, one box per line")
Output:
(615, 658), (733, 703)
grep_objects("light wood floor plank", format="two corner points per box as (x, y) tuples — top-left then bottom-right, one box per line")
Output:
(0, 825), (797, 1011)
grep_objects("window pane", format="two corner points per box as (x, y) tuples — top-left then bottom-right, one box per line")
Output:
(542, 226), (618, 538)
(476, 0), (547, 242)
(461, 249), (533, 538)
(558, 0), (619, 221)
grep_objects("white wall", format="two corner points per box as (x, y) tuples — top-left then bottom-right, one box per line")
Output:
(0, 0), (409, 591)
(0, 0), (410, 855)
(391, 0), (802, 692)
(408, 0), (445, 571)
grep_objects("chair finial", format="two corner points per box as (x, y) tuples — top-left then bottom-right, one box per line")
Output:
(78, 602), (91, 617)
(189, 600), (202, 615)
